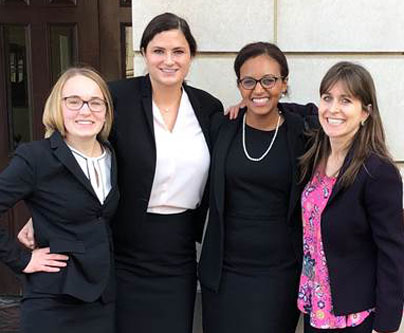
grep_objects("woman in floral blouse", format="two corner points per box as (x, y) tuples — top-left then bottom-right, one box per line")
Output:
(298, 61), (403, 333)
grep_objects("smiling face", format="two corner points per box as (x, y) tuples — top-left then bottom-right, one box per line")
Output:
(143, 29), (192, 89)
(238, 54), (287, 125)
(61, 75), (106, 144)
(319, 80), (369, 146)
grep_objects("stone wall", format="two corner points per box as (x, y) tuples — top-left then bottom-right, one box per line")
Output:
(131, 2), (404, 331)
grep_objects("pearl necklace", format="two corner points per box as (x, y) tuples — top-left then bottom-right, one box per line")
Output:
(242, 112), (281, 162)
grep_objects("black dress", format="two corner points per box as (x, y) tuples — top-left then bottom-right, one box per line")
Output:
(202, 122), (301, 333)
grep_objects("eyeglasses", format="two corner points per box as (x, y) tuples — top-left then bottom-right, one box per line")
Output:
(238, 75), (283, 90)
(63, 96), (107, 113)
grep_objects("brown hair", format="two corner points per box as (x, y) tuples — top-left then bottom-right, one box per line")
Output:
(300, 61), (394, 188)
(140, 12), (197, 57)
(42, 66), (113, 141)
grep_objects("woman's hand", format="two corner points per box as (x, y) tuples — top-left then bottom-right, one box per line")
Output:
(225, 101), (245, 120)
(23, 247), (69, 273)
(18, 218), (35, 250)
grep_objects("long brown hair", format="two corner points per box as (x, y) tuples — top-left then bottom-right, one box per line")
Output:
(300, 61), (394, 188)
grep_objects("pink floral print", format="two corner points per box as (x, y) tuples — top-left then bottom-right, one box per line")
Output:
(297, 169), (372, 329)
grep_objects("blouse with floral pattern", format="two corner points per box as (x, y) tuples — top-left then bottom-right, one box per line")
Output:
(297, 169), (372, 329)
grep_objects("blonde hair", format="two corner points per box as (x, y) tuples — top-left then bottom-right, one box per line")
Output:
(42, 67), (113, 141)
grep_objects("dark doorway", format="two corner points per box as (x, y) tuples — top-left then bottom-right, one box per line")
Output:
(0, 0), (132, 295)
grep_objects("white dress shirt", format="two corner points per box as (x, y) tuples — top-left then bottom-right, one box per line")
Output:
(147, 90), (210, 214)
(69, 145), (112, 204)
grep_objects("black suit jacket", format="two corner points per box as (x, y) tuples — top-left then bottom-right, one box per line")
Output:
(198, 103), (318, 292)
(0, 131), (119, 302)
(319, 151), (403, 332)
(108, 75), (224, 260)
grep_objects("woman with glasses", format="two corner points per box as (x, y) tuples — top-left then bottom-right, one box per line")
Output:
(0, 67), (119, 333)
(198, 42), (317, 333)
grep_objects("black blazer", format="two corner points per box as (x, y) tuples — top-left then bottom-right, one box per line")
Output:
(320, 151), (403, 332)
(0, 131), (119, 302)
(108, 75), (224, 258)
(198, 103), (318, 292)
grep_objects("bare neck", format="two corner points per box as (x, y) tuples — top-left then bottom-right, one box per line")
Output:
(245, 108), (282, 131)
(325, 137), (352, 177)
(329, 137), (351, 160)
(151, 81), (183, 106)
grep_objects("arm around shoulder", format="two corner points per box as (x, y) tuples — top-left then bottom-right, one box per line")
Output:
(281, 102), (318, 116)
(281, 102), (319, 130)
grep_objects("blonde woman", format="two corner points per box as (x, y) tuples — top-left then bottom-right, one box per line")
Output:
(0, 67), (119, 333)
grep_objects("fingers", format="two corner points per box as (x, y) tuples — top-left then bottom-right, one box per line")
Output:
(39, 248), (70, 263)
(225, 106), (236, 119)
(38, 247), (51, 254)
(47, 254), (69, 261)
(23, 247), (70, 274)
(225, 102), (244, 120)
(17, 228), (34, 249)
(229, 106), (239, 120)
(17, 219), (36, 250)
(40, 266), (63, 273)
(45, 260), (67, 268)
(231, 107), (238, 120)
(27, 227), (35, 243)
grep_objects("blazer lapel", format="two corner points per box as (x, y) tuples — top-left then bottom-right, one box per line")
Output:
(184, 85), (211, 149)
(103, 140), (118, 204)
(50, 132), (98, 199)
(325, 147), (355, 206)
(141, 78), (210, 147)
(140, 75), (155, 138)
(213, 114), (243, 218)
(282, 108), (306, 224)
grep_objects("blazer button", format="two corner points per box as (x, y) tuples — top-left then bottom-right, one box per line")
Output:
(96, 210), (102, 218)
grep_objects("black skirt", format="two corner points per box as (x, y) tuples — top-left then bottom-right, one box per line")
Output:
(21, 295), (114, 333)
(115, 210), (197, 333)
(202, 215), (300, 333)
